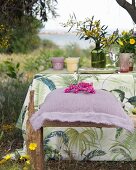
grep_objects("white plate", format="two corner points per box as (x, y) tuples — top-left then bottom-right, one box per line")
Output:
(78, 68), (117, 74)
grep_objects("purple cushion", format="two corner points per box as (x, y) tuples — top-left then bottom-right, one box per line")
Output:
(30, 88), (134, 131)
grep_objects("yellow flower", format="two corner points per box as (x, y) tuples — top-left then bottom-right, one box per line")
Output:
(85, 30), (92, 37)
(95, 32), (100, 37)
(2, 124), (14, 131)
(122, 31), (128, 35)
(118, 40), (124, 46)
(130, 38), (135, 44)
(20, 155), (30, 160)
(26, 160), (30, 165)
(4, 154), (11, 160)
(23, 167), (28, 170)
(29, 143), (37, 151)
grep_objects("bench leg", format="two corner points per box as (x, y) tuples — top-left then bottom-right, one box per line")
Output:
(26, 123), (45, 170)
(34, 127), (45, 170)
(26, 90), (45, 170)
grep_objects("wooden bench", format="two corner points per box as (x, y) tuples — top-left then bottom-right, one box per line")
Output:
(26, 90), (136, 170)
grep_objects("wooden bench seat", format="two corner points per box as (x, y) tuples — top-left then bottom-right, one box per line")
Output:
(26, 91), (136, 170)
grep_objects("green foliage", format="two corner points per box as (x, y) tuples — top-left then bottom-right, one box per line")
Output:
(115, 128), (123, 139)
(64, 43), (81, 57)
(0, 78), (30, 133)
(117, 30), (136, 53)
(24, 48), (65, 72)
(44, 131), (69, 145)
(110, 130), (136, 160)
(0, 60), (30, 124)
(44, 131), (68, 160)
(110, 89), (125, 102)
(0, 73), (30, 159)
(3, 61), (23, 79)
(128, 96), (136, 107)
(52, 49), (65, 57)
(110, 146), (132, 161)
(65, 128), (103, 156)
(79, 49), (91, 67)
(62, 15), (118, 51)
(58, 75), (79, 87)
(0, 16), (42, 54)
(64, 43), (91, 67)
(58, 74), (98, 87)
(83, 149), (106, 160)
(24, 50), (52, 72)
(0, 59), (24, 82)
(77, 74), (99, 83)
(0, 0), (58, 26)
(0, 24), (10, 49)
(42, 39), (59, 49)
(37, 77), (56, 91)
(0, 163), (22, 170)
(0, 0), (58, 52)
(0, 131), (4, 141)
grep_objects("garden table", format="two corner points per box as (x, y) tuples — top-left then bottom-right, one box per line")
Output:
(17, 69), (136, 170)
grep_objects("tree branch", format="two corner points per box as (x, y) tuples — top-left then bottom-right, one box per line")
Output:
(132, 0), (135, 8)
(116, 0), (136, 24)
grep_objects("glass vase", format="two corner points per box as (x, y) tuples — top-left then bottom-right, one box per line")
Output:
(119, 53), (130, 73)
(91, 49), (106, 68)
(119, 53), (134, 72)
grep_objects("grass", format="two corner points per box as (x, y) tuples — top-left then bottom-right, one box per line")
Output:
(0, 44), (92, 75)
(0, 48), (44, 72)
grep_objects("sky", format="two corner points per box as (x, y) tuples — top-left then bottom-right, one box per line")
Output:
(42, 0), (135, 32)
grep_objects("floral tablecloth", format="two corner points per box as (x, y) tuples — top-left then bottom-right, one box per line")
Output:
(17, 70), (136, 161)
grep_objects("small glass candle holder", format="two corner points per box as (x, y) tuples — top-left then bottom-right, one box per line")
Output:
(51, 57), (64, 70)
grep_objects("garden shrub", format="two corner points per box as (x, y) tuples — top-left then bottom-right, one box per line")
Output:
(0, 77), (30, 162)
(24, 48), (66, 72)
(0, 78), (30, 125)
(0, 60), (31, 144)
(64, 43), (91, 67)
(52, 48), (65, 57)
(42, 39), (59, 49)
(0, 16), (42, 54)
(24, 50), (52, 72)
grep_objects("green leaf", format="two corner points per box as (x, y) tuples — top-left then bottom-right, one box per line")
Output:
(16, 63), (20, 69)
(65, 127), (102, 156)
(128, 96), (136, 106)
(110, 142), (131, 154)
(7, 71), (17, 79)
(44, 131), (69, 145)
(111, 148), (132, 161)
(14, 150), (21, 160)
(115, 128), (123, 139)
(80, 35), (85, 40)
(39, 77), (56, 91)
(58, 75), (77, 87)
(83, 149), (106, 160)
(0, 131), (4, 140)
(85, 37), (89, 40)
(110, 89), (125, 102)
